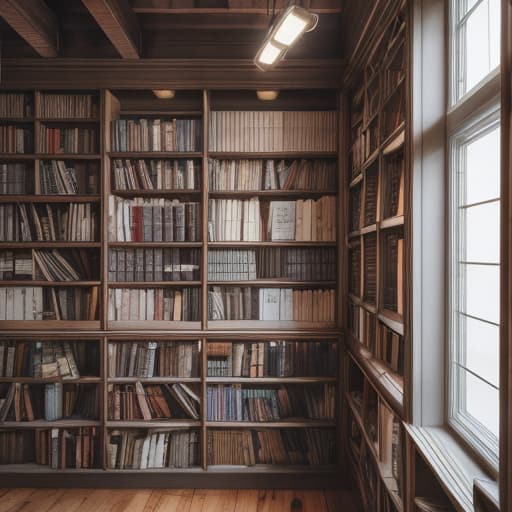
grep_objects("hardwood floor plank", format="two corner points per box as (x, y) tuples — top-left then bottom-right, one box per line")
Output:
(0, 490), (10, 499)
(75, 489), (115, 512)
(153, 493), (192, 512)
(120, 490), (153, 512)
(141, 491), (162, 512)
(40, 489), (90, 512)
(9, 488), (65, 512)
(233, 490), (260, 512)
(290, 490), (329, 512)
(189, 489), (237, 512)
(250, 490), (295, 512)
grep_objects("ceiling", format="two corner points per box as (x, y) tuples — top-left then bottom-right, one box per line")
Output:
(0, 0), (373, 62)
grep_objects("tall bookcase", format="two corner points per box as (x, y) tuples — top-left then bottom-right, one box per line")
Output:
(344, 2), (411, 511)
(0, 88), (343, 486)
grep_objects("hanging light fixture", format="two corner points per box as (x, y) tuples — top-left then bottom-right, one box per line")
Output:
(254, 4), (318, 71)
(153, 90), (175, 99)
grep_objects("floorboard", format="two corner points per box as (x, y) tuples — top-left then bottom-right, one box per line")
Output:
(0, 489), (358, 512)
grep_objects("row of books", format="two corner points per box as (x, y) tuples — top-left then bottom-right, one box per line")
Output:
(206, 384), (335, 421)
(0, 251), (31, 280)
(38, 126), (97, 154)
(109, 197), (200, 242)
(36, 428), (100, 469)
(40, 161), (99, 195)
(0, 163), (29, 194)
(33, 249), (97, 282)
(0, 382), (98, 422)
(0, 341), (86, 379)
(267, 198), (336, 241)
(108, 248), (200, 282)
(206, 341), (337, 378)
(108, 288), (200, 322)
(112, 159), (199, 191)
(363, 168), (378, 226)
(0, 286), (99, 321)
(208, 247), (337, 281)
(111, 118), (201, 152)
(40, 94), (98, 119)
(383, 232), (404, 314)
(207, 428), (335, 466)
(0, 126), (33, 153)
(3, 203), (98, 242)
(208, 159), (336, 191)
(383, 150), (405, 219)
(0, 93), (31, 118)
(107, 382), (200, 420)
(208, 111), (337, 152)
(208, 198), (260, 241)
(208, 287), (336, 322)
(107, 429), (200, 469)
(0, 430), (34, 464)
(363, 233), (377, 303)
(108, 341), (200, 378)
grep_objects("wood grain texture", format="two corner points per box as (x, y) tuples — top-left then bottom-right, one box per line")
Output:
(0, 0), (59, 57)
(0, 489), (357, 512)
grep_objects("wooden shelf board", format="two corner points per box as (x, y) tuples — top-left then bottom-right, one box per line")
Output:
(109, 242), (202, 248)
(382, 129), (405, 155)
(377, 310), (404, 335)
(106, 420), (201, 428)
(206, 464), (339, 473)
(208, 152), (338, 159)
(208, 190), (337, 199)
(107, 377), (201, 383)
(0, 281), (101, 287)
(207, 280), (336, 288)
(108, 152), (203, 158)
(206, 420), (336, 428)
(0, 242), (100, 249)
(0, 419), (100, 428)
(0, 154), (36, 160)
(208, 241), (336, 248)
(361, 224), (377, 234)
(207, 320), (338, 330)
(348, 230), (361, 239)
(0, 377), (101, 384)
(111, 189), (200, 198)
(0, 117), (34, 123)
(37, 154), (101, 160)
(108, 281), (201, 288)
(0, 464), (103, 473)
(37, 118), (99, 123)
(349, 173), (363, 189)
(0, 195), (101, 203)
(108, 321), (202, 330)
(0, 320), (101, 330)
(205, 377), (337, 384)
(120, 110), (203, 117)
(362, 149), (379, 169)
(380, 122), (406, 150)
(380, 216), (405, 230)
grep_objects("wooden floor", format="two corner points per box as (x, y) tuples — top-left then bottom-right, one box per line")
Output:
(0, 488), (357, 512)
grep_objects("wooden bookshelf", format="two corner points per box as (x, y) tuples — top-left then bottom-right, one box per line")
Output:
(0, 87), (343, 483)
(344, 1), (410, 509)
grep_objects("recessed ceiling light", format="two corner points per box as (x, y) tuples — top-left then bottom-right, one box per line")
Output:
(256, 90), (280, 101)
(153, 90), (175, 99)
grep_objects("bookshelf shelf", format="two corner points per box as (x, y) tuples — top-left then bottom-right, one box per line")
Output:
(208, 190), (337, 198)
(108, 321), (202, 330)
(105, 420), (201, 428)
(208, 152), (338, 159)
(0, 242), (101, 249)
(207, 320), (338, 330)
(37, 118), (100, 123)
(205, 420), (336, 428)
(108, 241), (202, 248)
(0, 377), (101, 384)
(380, 215), (405, 229)
(111, 189), (201, 198)
(0, 320), (101, 330)
(36, 154), (101, 160)
(108, 281), (201, 288)
(108, 152), (203, 158)
(0, 420), (101, 428)
(207, 280), (337, 288)
(107, 377), (201, 384)
(0, 195), (101, 203)
(0, 154), (36, 160)
(207, 241), (337, 248)
(205, 377), (337, 384)
(0, 281), (101, 287)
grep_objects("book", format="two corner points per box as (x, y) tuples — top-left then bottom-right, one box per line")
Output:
(0, 163), (29, 194)
(111, 118), (201, 152)
(0, 93), (32, 118)
(0, 126), (33, 153)
(40, 94), (98, 119)
(38, 126), (97, 154)
(40, 160), (99, 195)
(108, 287), (200, 321)
(108, 340), (200, 378)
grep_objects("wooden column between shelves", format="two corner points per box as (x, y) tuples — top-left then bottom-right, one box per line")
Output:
(201, 337), (208, 469)
(201, 89), (209, 330)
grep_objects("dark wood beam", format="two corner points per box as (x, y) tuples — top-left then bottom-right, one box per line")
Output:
(132, 0), (342, 14)
(81, 0), (140, 59)
(0, 0), (59, 57)
(0, 58), (344, 89)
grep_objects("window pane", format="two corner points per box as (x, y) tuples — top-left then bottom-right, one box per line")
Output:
(464, 202), (500, 263)
(461, 366), (499, 436)
(459, 314), (499, 387)
(465, 127), (500, 204)
(462, 263), (499, 324)
(456, 0), (500, 100)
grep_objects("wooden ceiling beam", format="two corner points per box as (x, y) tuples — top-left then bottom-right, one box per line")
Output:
(81, 0), (141, 59)
(131, 0), (342, 14)
(0, 0), (59, 57)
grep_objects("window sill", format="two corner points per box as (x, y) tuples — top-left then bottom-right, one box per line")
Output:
(405, 425), (499, 512)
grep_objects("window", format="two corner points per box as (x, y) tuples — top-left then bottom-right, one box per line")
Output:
(448, 0), (500, 468)
(451, 0), (500, 104)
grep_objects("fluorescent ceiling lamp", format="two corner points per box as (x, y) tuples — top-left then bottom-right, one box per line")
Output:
(254, 5), (319, 71)
(153, 90), (175, 99)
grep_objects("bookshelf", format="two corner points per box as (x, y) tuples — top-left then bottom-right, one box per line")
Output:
(344, 1), (410, 509)
(0, 88), (343, 485)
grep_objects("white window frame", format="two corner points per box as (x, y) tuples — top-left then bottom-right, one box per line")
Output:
(447, 102), (500, 470)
